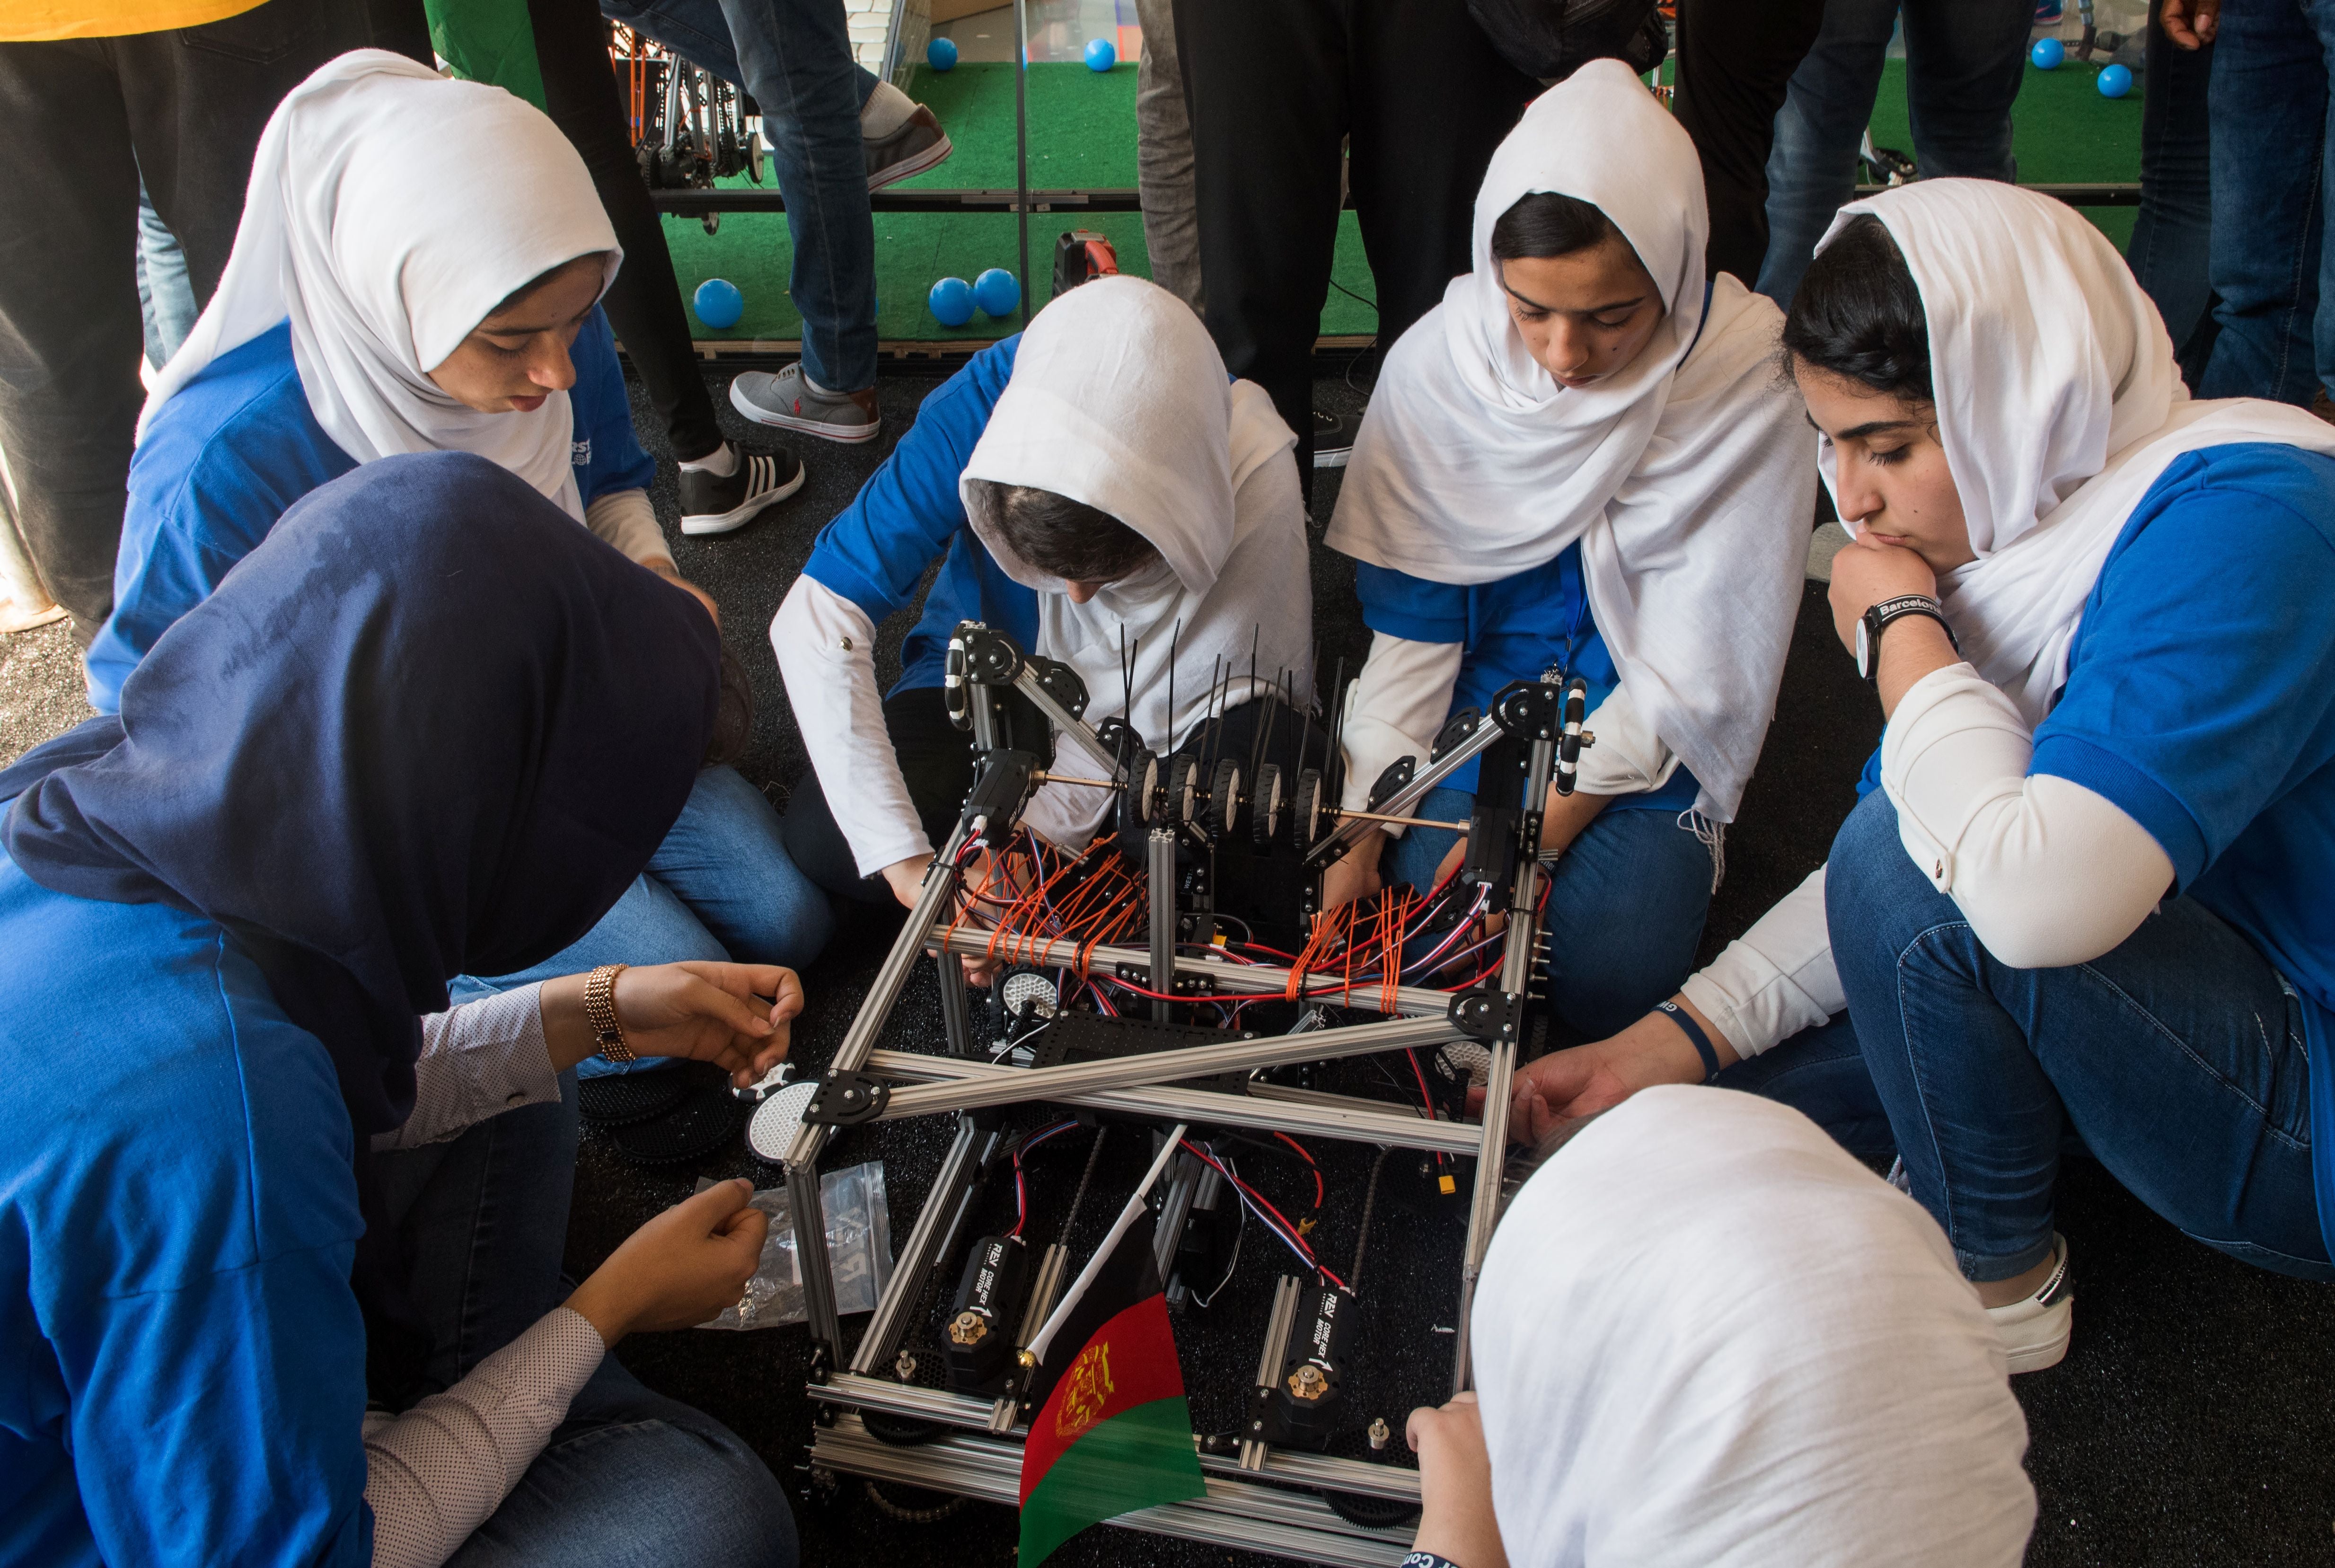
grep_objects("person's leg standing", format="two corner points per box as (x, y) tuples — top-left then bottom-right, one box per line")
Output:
(1536, 808), (1714, 1043)
(2132, 0), (2217, 371)
(1133, 0), (1203, 316)
(1348, 0), (1539, 364)
(136, 177), (200, 371)
(537, 0), (729, 462)
(1826, 790), (2332, 1285)
(1897, 0), (2029, 181)
(1755, 0), (1900, 308)
(2203, 0), (2326, 404)
(717, 0), (877, 413)
(1173, 0), (1347, 476)
(1671, 0), (1832, 284)
(0, 41), (141, 643)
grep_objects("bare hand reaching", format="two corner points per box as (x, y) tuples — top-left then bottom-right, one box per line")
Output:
(564, 1178), (770, 1344)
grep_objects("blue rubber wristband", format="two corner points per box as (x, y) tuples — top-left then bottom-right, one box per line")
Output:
(1655, 999), (1722, 1083)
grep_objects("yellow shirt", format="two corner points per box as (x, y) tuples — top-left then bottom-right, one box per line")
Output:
(3, 0), (267, 43)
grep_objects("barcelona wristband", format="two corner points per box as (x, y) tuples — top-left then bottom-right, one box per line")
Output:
(1655, 999), (1722, 1083)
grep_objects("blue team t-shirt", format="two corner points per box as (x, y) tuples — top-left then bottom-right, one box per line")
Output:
(801, 335), (1039, 692)
(1352, 550), (1700, 809)
(87, 310), (655, 713)
(0, 855), (373, 1568)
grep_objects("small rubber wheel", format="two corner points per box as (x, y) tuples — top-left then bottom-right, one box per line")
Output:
(1292, 767), (1325, 852)
(1207, 758), (1241, 837)
(1163, 754), (1201, 827)
(1117, 748), (1157, 846)
(1251, 762), (1284, 846)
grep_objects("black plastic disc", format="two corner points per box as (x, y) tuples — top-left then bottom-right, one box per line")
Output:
(577, 1068), (693, 1128)
(603, 1074), (744, 1165)
(1322, 1487), (1422, 1530)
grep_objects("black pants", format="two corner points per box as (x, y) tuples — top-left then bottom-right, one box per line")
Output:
(1171, 0), (1538, 479)
(1671, 0), (1831, 286)
(783, 687), (1327, 948)
(528, 0), (724, 461)
(0, 0), (371, 641)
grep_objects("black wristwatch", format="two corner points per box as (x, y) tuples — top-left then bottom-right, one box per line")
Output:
(1855, 594), (1958, 683)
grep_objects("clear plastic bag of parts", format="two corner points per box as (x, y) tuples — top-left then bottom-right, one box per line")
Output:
(694, 1162), (894, 1330)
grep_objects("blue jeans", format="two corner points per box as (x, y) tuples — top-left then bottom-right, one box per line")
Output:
(1794, 790), (2332, 1285)
(2202, 0), (2335, 404)
(375, 1084), (798, 1568)
(601, 0), (879, 393)
(2132, 0), (2218, 373)
(1384, 786), (1715, 1042)
(1754, 0), (2030, 306)
(452, 766), (833, 1075)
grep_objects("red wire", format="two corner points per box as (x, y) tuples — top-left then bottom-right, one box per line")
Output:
(1178, 1138), (1348, 1292)
(1270, 1132), (1324, 1208)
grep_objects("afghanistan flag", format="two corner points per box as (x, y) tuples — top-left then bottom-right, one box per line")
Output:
(1017, 1182), (1207, 1563)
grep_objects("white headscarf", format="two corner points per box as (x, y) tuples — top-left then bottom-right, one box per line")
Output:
(1473, 1087), (2035, 1568)
(139, 50), (620, 521)
(1326, 60), (1810, 819)
(961, 276), (1313, 846)
(1819, 181), (2335, 725)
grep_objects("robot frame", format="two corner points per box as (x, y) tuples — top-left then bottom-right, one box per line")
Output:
(773, 620), (1592, 1567)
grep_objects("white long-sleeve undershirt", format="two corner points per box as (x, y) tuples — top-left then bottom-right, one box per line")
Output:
(582, 487), (671, 568)
(1681, 664), (2172, 1058)
(771, 574), (932, 878)
(358, 988), (608, 1566)
(1337, 631), (1678, 833)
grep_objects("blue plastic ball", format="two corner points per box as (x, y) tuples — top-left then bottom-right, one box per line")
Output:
(973, 267), (1020, 317)
(2097, 62), (2132, 97)
(2030, 36), (2063, 69)
(1084, 37), (1116, 71)
(929, 275), (976, 328)
(692, 278), (743, 330)
(926, 35), (957, 71)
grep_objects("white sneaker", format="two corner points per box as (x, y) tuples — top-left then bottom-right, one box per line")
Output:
(1986, 1233), (2073, 1374)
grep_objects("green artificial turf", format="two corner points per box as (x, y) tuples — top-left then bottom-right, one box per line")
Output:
(662, 53), (2140, 345)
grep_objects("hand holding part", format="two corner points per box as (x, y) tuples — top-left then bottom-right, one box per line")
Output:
(1406, 1392), (1509, 1568)
(565, 1178), (770, 1343)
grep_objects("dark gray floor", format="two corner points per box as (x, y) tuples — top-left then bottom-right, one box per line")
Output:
(579, 361), (2335, 1568)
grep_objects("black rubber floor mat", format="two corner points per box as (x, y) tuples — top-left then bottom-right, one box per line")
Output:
(604, 1076), (743, 1165)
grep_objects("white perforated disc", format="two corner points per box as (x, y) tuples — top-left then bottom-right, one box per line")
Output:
(747, 1079), (822, 1161)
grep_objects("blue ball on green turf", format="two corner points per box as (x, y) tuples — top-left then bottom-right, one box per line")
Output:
(2031, 37), (2063, 69)
(1084, 37), (1116, 71)
(929, 276), (976, 327)
(927, 36), (957, 70)
(693, 278), (743, 330)
(2097, 62), (2132, 97)
(973, 268), (1020, 317)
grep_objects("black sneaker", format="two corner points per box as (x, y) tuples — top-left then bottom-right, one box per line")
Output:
(1314, 407), (1364, 469)
(862, 80), (953, 191)
(678, 446), (805, 536)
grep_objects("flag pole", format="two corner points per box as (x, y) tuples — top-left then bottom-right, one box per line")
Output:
(1024, 1121), (1189, 1365)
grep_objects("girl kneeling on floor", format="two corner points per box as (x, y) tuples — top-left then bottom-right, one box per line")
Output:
(1317, 59), (1816, 1040)
(1, 453), (802, 1568)
(1507, 180), (2335, 1373)
(90, 51), (829, 1057)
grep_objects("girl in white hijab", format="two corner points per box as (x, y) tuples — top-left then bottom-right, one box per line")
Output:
(95, 49), (833, 1050)
(773, 276), (1313, 928)
(1401, 1086), (2035, 1568)
(1505, 180), (2335, 1375)
(1320, 60), (1815, 1040)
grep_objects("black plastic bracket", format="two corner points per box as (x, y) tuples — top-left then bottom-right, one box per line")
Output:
(1366, 756), (1416, 812)
(957, 624), (1024, 688)
(1490, 679), (1564, 742)
(1447, 987), (1524, 1044)
(802, 1070), (890, 1126)
(1023, 653), (1091, 719)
